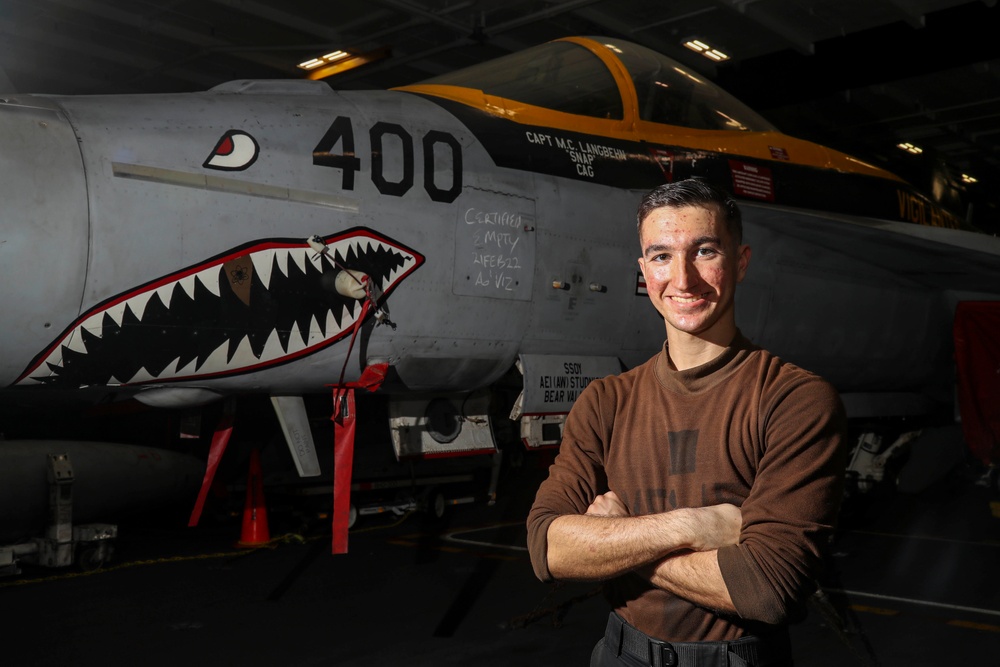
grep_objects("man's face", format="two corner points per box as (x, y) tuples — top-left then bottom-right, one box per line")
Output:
(637, 204), (750, 342)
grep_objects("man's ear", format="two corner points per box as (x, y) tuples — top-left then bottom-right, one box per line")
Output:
(736, 245), (751, 282)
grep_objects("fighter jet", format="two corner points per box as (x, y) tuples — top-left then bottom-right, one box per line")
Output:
(1, 37), (998, 539)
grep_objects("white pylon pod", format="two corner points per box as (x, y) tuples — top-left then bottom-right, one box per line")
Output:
(335, 270), (369, 300)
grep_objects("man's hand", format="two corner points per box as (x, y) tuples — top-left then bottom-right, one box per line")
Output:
(687, 503), (742, 551)
(585, 491), (629, 517)
(631, 504), (742, 613)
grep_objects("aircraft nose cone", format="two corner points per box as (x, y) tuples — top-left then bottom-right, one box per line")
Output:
(0, 97), (89, 385)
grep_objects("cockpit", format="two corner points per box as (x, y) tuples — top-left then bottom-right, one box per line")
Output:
(418, 37), (776, 133)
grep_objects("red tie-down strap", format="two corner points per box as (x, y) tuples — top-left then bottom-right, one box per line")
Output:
(329, 363), (389, 554)
(328, 290), (390, 553)
(331, 386), (356, 554)
(188, 399), (236, 527)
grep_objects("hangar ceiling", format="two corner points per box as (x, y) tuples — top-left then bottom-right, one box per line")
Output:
(2, 0), (999, 229)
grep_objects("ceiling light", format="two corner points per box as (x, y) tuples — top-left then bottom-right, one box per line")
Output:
(683, 39), (730, 62)
(298, 50), (349, 71)
(298, 47), (390, 80)
(962, 174), (977, 184)
(896, 142), (923, 155)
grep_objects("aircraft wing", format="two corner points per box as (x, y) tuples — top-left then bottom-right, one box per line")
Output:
(744, 202), (1000, 295)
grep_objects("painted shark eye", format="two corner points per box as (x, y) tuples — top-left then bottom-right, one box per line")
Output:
(203, 130), (260, 171)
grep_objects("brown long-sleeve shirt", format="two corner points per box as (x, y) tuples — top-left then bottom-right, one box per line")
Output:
(527, 333), (847, 641)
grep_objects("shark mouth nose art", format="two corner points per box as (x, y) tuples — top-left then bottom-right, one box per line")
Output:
(16, 227), (423, 387)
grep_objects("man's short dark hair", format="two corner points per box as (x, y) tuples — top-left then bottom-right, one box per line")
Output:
(636, 178), (743, 246)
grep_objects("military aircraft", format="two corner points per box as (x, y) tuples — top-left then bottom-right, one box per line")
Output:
(2, 36), (998, 548)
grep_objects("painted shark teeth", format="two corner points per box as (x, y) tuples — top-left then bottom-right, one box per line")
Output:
(105, 302), (127, 328)
(273, 248), (292, 278)
(17, 229), (423, 387)
(251, 249), (276, 289)
(195, 267), (222, 297)
(227, 335), (257, 368)
(127, 291), (154, 321)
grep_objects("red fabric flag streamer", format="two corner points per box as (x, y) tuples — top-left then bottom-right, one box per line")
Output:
(331, 387), (357, 554)
(188, 402), (235, 527)
(355, 362), (389, 392)
(326, 290), (391, 554)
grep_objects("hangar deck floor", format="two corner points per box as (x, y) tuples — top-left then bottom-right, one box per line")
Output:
(3, 463), (998, 666)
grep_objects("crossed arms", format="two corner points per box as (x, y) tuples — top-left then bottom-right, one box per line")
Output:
(545, 491), (742, 613)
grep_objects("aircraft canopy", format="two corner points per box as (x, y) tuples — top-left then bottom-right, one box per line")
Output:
(419, 37), (777, 133)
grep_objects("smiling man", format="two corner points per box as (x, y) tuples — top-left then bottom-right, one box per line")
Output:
(527, 179), (848, 666)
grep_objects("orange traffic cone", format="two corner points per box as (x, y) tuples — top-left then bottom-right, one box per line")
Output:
(236, 448), (270, 547)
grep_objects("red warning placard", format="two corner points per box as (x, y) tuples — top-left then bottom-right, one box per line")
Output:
(729, 160), (775, 201)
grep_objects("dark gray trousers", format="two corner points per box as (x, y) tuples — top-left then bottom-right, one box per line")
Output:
(591, 613), (792, 667)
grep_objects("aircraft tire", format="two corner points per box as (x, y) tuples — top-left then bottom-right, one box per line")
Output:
(432, 490), (446, 520)
(77, 544), (111, 572)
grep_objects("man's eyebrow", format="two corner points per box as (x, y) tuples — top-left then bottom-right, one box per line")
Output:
(693, 235), (722, 246)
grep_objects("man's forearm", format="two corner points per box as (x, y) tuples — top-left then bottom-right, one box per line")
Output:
(641, 550), (737, 614)
(546, 509), (705, 581)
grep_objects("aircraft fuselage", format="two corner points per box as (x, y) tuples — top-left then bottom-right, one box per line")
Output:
(1, 71), (996, 410)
